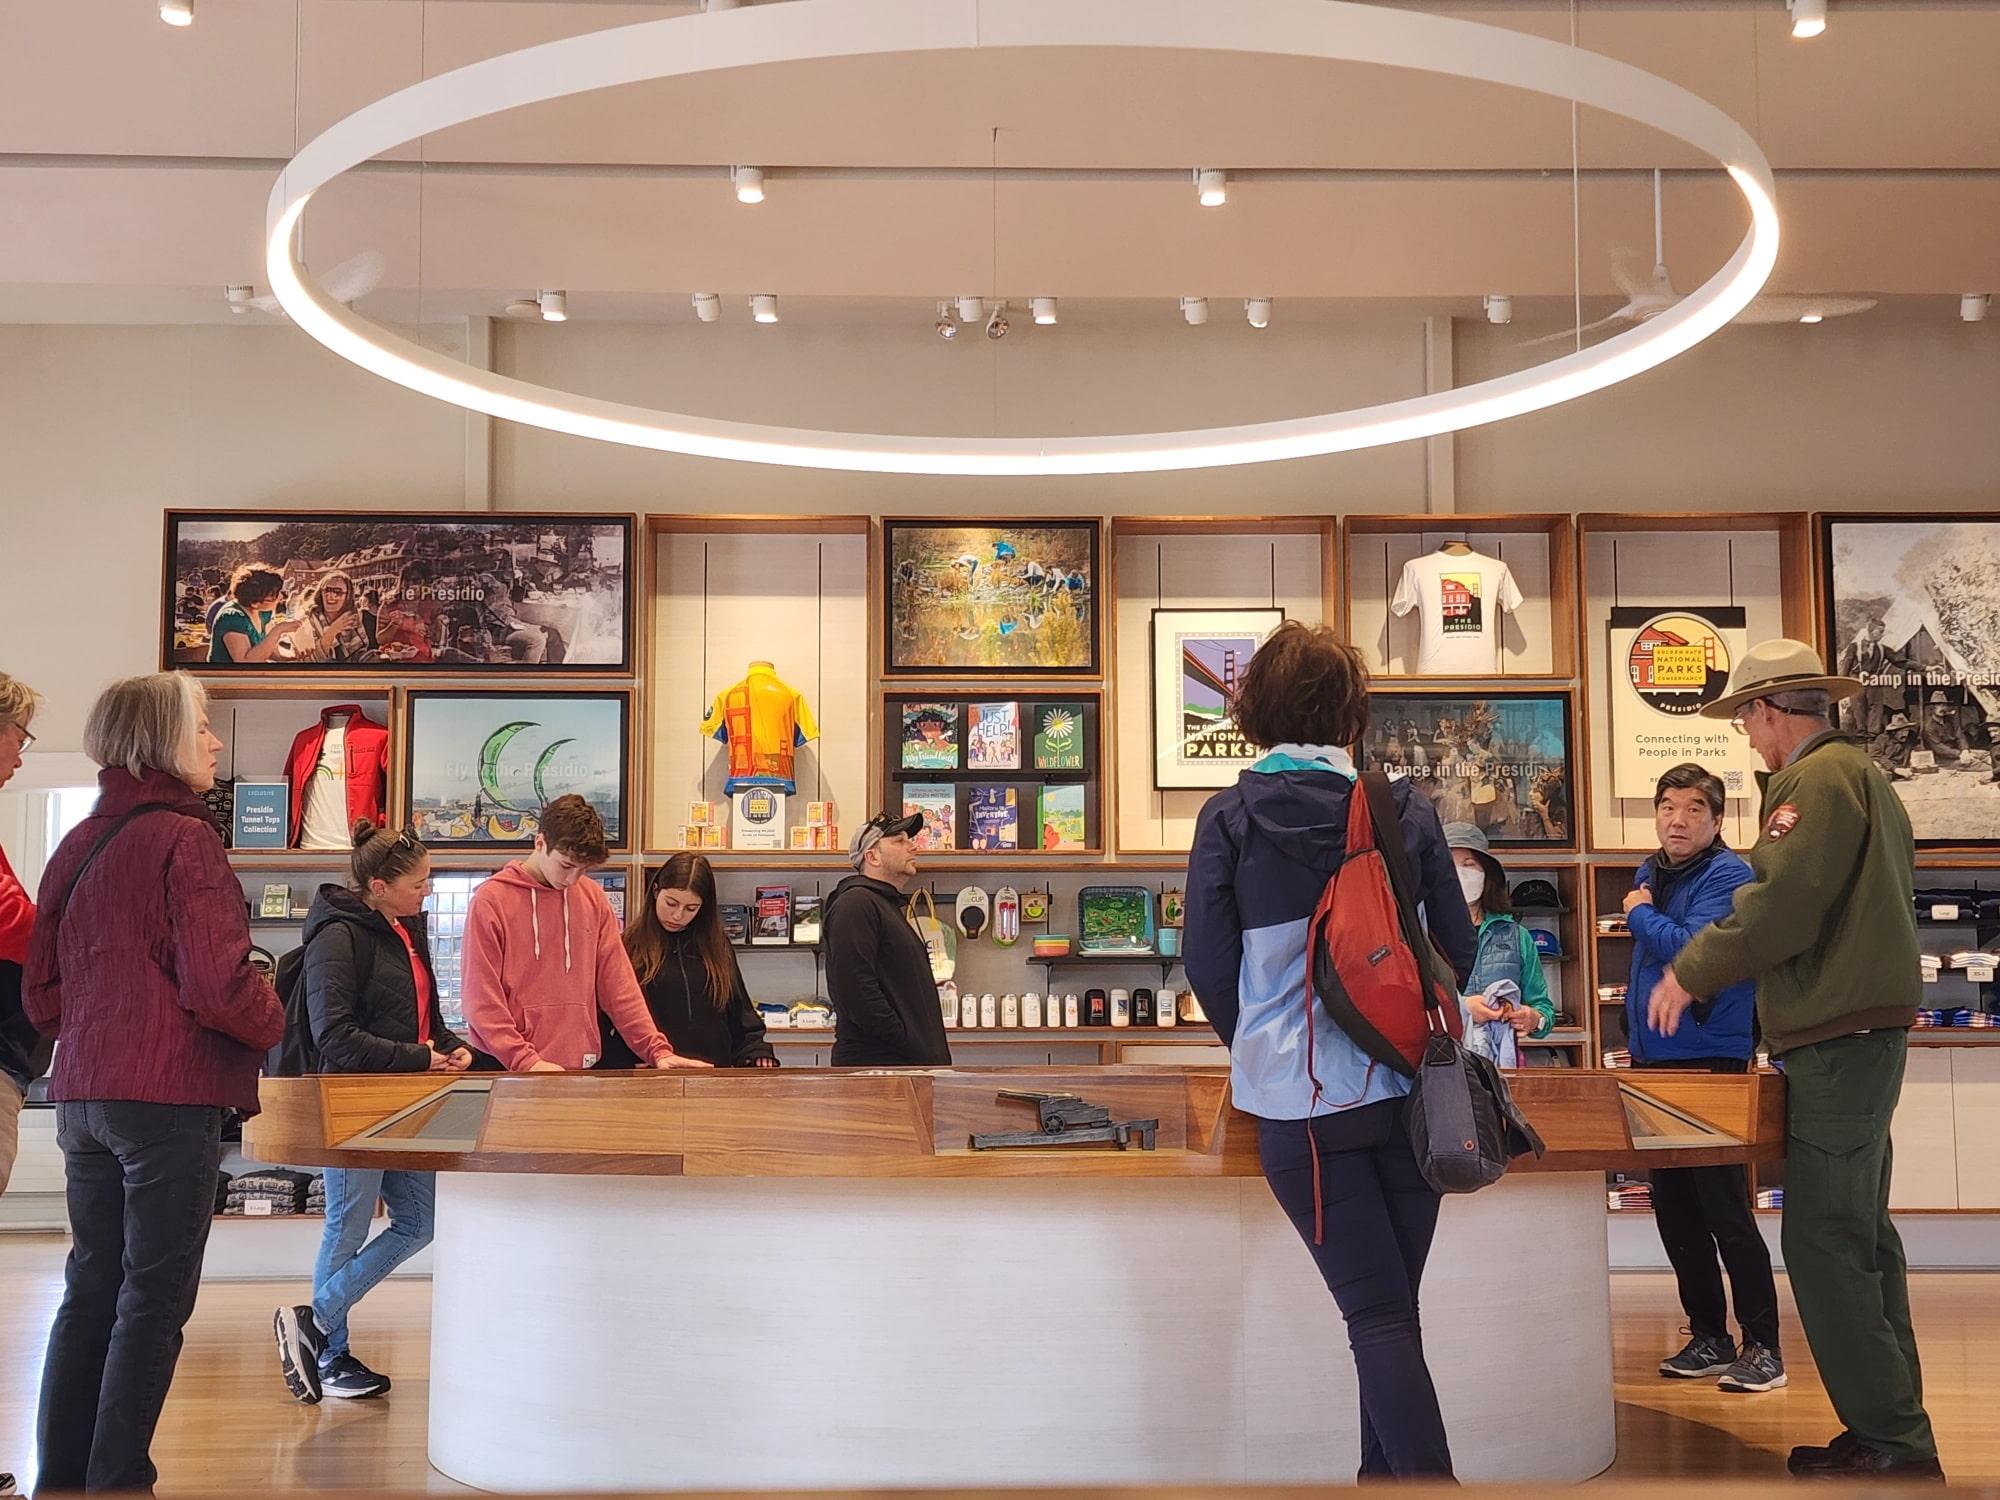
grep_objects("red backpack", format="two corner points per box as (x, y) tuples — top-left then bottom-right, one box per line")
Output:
(1307, 771), (1462, 1078)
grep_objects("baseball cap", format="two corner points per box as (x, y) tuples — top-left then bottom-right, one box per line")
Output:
(1529, 926), (1563, 958)
(849, 809), (924, 869)
(1510, 877), (1568, 912)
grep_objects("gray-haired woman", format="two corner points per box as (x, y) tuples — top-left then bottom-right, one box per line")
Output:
(23, 672), (284, 1493)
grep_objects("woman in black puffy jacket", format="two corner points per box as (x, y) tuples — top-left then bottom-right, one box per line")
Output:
(273, 822), (471, 1406)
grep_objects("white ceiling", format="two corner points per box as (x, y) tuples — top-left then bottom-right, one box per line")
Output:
(2, 0), (1997, 324)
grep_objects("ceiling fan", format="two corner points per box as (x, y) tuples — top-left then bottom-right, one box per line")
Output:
(1524, 171), (1875, 346)
(227, 250), (385, 317)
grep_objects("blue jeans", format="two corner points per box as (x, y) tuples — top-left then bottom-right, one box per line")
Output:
(311, 1168), (435, 1363)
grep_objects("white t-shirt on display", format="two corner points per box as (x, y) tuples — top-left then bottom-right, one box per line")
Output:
(1390, 549), (1524, 675)
(299, 716), (352, 851)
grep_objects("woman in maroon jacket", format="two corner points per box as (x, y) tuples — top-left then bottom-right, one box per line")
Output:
(23, 671), (284, 1495)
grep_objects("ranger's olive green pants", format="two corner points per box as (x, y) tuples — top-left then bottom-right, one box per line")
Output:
(1780, 1028), (1936, 1461)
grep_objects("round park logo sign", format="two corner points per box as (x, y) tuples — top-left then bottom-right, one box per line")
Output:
(1626, 612), (1734, 716)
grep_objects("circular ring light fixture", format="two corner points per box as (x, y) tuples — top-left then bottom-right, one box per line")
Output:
(267, 0), (1779, 476)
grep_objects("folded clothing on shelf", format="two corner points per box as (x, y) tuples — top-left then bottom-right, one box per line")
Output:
(222, 1167), (314, 1217)
(1595, 916), (1629, 936)
(1949, 951), (2000, 969)
(1912, 888), (1985, 922)
(1755, 1187), (1784, 1210)
(1601, 1048), (1633, 1070)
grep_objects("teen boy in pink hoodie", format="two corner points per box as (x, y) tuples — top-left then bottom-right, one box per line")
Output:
(461, 796), (711, 1073)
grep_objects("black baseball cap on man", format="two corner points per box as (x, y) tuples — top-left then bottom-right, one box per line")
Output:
(849, 809), (924, 869)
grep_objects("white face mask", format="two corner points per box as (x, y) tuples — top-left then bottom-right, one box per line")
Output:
(1457, 865), (1488, 906)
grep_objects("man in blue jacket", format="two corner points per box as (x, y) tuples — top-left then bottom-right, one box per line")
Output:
(1625, 763), (1782, 1395)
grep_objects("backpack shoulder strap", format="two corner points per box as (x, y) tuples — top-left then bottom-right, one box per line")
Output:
(1359, 772), (1423, 912)
(47, 802), (179, 928)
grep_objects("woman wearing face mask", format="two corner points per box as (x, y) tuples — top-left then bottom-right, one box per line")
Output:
(608, 853), (777, 1069)
(274, 821), (472, 1406)
(1445, 822), (1554, 1065)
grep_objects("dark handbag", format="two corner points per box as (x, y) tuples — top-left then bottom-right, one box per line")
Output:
(1404, 1032), (1546, 1194)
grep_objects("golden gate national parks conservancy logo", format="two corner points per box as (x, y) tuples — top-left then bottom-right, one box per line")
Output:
(1626, 612), (1735, 717)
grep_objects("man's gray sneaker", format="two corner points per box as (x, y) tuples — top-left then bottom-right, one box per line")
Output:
(1659, 1332), (1736, 1378)
(1717, 1342), (1788, 1392)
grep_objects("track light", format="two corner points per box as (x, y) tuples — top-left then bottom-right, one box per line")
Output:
(224, 285), (254, 315)
(1788, 0), (1826, 38)
(1483, 294), (1514, 326)
(955, 295), (984, 324)
(1798, 311), (1823, 324)
(702, 0), (740, 9)
(731, 166), (765, 204)
(935, 302), (958, 339)
(1180, 297), (1209, 326)
(160, 0), (193, 24)
(750, 294), (779, 324)
(1962, 293), (1990, 324)
(985, 303), (1009, 340)
(692, 292), (721, 323)
(1195, 168), (1227, 208)
(1245, 298), (1272, 329)
(537, 289), (568, 323)
(1031, 297), (1058, 326)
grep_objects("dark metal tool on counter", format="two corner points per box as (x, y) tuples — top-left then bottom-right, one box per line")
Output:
(969, 1089), (1159, 1151)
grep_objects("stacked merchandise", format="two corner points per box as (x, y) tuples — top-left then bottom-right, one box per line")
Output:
(1601, 1048), (1633, 1070)
(1606, 1175), (1653, 1212)
(1755, 1187), (1784, 1210)
(305, 1175), (327, 1216)
(222, 1167), (315, 1217)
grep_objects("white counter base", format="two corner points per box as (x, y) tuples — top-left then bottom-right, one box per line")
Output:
(429, 1171), (1613, 1491)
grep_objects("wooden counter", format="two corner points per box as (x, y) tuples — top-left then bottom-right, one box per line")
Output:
(248, 1065), (1783, 1178)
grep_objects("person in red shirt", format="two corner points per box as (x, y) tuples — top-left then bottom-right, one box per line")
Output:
(0, 673), (38, 1500)
(273, 822), (471, 1405)
(24, 672), (284, 1495)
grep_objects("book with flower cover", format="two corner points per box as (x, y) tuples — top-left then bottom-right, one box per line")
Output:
(1032, 703), (1085, 771)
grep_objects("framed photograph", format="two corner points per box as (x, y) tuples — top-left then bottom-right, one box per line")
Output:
(1823, 514), (2000, 846)
(163, 510), (634, 673)
(1364, 690), (1574, 848)
(404, 690), (631, 848)
(1150, 607), (1286, 788)
(883, 519), (1100, 675)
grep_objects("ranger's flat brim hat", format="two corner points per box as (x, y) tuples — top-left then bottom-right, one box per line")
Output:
(1700, 637), (1864, 720)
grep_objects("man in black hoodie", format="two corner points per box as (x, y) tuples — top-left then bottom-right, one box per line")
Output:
(824, 811), (951, 1067)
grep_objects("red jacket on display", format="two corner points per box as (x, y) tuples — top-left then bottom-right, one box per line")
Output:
(23, 768), (285, 1115)
(286, 704), (389, 846)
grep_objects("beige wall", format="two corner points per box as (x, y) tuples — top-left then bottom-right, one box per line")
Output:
(3, 312), (1995, 749)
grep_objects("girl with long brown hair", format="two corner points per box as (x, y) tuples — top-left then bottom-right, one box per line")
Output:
(608, 853), (776, 1068)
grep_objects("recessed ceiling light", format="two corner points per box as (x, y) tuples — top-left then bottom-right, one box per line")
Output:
(731, 166), (765, 204)
(160, 0), (193, 25)
(1484, 294), (1514, 325)
(1245, 298), (1272, 329)
(537, 289), (568, 322)
(1798, 311), (1823, 324)
(1181, 297), (1209, 326)
(692, 292), (721, 323)
(1962, 293), (1990, 324)
(1195, 168), (1227, 208)
(750, 294), (779, 324)
(503, 297), (541, 320)
(1788, 0), (1826, 38)
(1031, 297), (1058, 326)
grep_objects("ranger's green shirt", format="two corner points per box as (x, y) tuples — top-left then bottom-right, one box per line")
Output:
(1674, 730), (1920, 1056)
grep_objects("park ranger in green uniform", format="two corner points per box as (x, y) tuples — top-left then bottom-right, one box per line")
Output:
(1645, 638), (1942, 1483)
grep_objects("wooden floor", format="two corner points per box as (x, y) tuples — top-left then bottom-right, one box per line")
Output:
(0, 1233), (1994, 1491)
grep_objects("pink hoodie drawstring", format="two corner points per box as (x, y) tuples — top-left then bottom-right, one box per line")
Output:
(526, 884), (574, 971)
